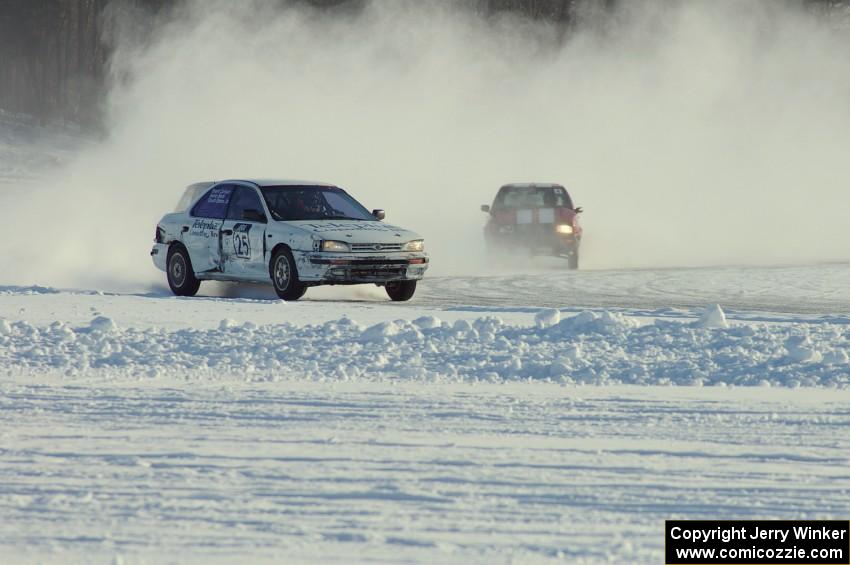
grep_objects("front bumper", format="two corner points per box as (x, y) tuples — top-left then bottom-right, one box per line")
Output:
(304, 252), (429, 283)
(150, 243), (168, 272)
(487, 226), (578, 254)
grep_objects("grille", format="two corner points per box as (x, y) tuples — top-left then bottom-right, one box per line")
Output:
(349, 268), (407, 280)
(350, 243), (403, 253)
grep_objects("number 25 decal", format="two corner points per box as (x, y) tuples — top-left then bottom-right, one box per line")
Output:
(232, 224), (252, 259)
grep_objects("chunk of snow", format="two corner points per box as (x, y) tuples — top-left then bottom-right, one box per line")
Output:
(412, 316), (441, 330)
(562, 344), (582, 361)
(535, 309), (560, 328)
(784, 335), (822, 363)
(695, 304), (729, 329)
(557, 310), (638, 335)
(335, 317), (362, 330)
(51, 323), (76, 342)
(361, 321), (399, 343)
(219, 319), (237, 329)
(0, 319), (11, 335)
(89, 316), (117, 333)
(822, 349), (849, 365)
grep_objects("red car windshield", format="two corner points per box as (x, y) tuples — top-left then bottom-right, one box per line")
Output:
(495, 187), (573, 209)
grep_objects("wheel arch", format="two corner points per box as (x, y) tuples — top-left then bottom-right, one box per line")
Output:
(268, 243), (294, 274)
(168, 240), (189, 255)
(164, 240), (201, 296)
(167, 241), (193, 271)
(269, 242), (293, 257)
(268, 243), (295, 280)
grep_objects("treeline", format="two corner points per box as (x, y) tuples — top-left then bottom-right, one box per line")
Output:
(2, 0), (602, 125)
(0, 0), (843, 127)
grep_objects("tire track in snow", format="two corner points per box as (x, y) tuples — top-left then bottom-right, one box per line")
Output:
(1, 383), (849, 563)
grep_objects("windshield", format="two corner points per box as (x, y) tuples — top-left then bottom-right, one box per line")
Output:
(494, 186), (573, 209)
(261, 186), (375, 221)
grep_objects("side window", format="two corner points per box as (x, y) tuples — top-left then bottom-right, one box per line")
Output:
(227, 187), (264, 221)
(192, 185), (234, 219)
(493, 188), (508, 210)
(175, 182), (214, 212)
(555, 188), (574, 209)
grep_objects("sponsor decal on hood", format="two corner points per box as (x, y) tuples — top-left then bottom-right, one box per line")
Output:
(297, 221), (400, 233)
(290, 221), (420, 241)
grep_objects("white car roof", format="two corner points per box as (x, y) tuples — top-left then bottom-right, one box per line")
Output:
(501, 182), (565, 189)
(219, 179), (337, 188)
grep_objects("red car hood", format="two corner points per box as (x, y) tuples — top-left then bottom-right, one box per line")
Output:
(492, 207), (577, 226)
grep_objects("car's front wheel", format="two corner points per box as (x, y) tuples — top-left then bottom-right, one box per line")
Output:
(567, 250), (579, 270)
(166, 245), (201, 296)
(385, 280), (417, 302)
(270, 248), (307, 301)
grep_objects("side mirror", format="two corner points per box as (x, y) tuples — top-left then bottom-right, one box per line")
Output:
(242, 208), (267, 223)
(574, 206), (583, 214)
(372, 209), (386, 221)
(481, 204), (490, 213)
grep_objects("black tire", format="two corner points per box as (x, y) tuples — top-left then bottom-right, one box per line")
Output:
(386, 280), (417, 301)
(166, 245), (201, 296)
(567, 250), (579, 270)
(270, 248), (307, 301)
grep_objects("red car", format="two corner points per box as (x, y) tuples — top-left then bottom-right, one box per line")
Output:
(481, 183), (583, 269)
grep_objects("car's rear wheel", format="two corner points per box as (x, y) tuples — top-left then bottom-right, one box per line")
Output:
(386, 280), (417, 302)
(270, 248), (307, 301)
(167, 245), (201, 296)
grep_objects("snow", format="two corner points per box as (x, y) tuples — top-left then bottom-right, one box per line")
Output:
(1, 378), (849, 564)
(419, 263), (850, 314)
(696, 303), (728, 329)
(534, 308), (560, 328)
(1, 233), (850, 562)
(1, 294), (848, 386)
(784, 335), (823, 364)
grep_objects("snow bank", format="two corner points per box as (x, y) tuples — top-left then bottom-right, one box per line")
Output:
(1, 311), (848, 386)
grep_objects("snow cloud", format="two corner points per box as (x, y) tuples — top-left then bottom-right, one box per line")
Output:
(2, 0), (850, 290)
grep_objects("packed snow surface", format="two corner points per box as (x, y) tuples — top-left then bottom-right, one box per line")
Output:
(2, 380), (849, 564)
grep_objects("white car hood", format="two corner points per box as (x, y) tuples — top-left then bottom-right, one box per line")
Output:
(288, 220), (422, 245)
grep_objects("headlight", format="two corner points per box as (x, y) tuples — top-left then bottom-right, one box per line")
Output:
(556, 224), (574, 235)
(322, 240), (350, 252)
(402, 239), (425, 252)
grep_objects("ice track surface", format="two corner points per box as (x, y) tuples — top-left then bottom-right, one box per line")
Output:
(418, 261), (850, 315)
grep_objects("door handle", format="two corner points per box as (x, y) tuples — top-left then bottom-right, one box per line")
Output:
(181, 225), (189, 233)
(221, 229), (233, 236)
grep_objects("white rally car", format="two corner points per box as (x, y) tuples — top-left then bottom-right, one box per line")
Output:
(151, 179), (429, 301)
